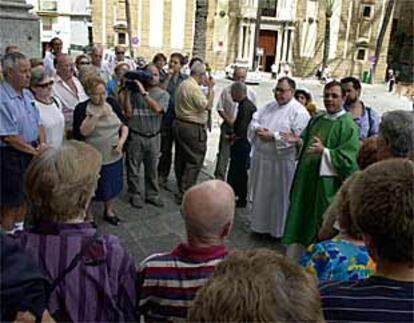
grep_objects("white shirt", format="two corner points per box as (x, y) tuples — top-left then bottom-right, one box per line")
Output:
(52, 75), (88, 129)
(216, 85), (257, 119)
(103, 58), (136, 80)
(43, 51), (56, 77)
(35, 98), (65, 147)
(248, 98), (310, 152)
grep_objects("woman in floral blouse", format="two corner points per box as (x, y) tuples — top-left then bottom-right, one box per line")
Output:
(300, 173), (376, 281)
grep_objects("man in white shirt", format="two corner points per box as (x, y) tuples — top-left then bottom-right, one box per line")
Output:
(43, 37), (63, 77)
(90, 46), (109, 82)
(248, 77), (310, 239)
(214, 66), (256, 180)
(52, 54), (88, 134)
(103, 45), (135, 81)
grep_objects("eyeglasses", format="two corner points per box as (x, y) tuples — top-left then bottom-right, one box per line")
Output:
(273, 87), (292, 93)
(35, 80), (54, 88)
(323, 93), (341, 99)
(78, 61), (90, 65)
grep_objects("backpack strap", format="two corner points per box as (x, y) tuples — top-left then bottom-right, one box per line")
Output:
(51, 96), (60, 110)
(49, 230), (101, 293)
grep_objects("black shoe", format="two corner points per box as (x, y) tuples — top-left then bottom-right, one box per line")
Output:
(103, 214), (120, 226)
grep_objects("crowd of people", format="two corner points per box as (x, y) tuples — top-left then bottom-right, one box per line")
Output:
(0, 38), (413, 322)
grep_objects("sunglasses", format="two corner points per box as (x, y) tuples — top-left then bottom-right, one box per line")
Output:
(35, 81), (54, 88)
(78, 61), (90, 65)
(116, 52), (125, 55)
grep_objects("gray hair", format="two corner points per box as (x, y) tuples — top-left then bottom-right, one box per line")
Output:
(230, 81), (247, 96)
(190, 61), (206, 76)
(380, 110), (414, 157)
(30, 66), (47, 86)
(2, 52), (27, 76)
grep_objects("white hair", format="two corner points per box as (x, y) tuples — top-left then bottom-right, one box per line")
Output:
(190, 61), (206, 76)
(2, 52), (27, 77)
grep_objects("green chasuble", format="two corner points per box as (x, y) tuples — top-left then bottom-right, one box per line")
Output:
(282, 111), (359, 247)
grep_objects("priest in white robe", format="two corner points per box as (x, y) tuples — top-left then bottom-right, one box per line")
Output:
(247, 77), (310, 238)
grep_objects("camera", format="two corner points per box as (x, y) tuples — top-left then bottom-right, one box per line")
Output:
(124, 69), (153, 91)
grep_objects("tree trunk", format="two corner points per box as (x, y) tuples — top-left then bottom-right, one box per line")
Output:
(253, 0), (261, 70)
(322, 15), (331, 74)
(370, 0), (395, 83)
(125, 0), (134, 58)
(192, 0), (209, 60)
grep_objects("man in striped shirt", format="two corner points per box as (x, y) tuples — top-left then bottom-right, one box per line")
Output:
(320, 159), (414, 322)
(137, 180), (235, 321)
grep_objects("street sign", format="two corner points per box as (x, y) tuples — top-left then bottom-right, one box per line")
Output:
(256, 48), (264, 56)
(369, 55), (377, 64)
(131, 36), (140, 47)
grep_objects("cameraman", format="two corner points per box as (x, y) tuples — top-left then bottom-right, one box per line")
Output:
(118, 64), (170, 208)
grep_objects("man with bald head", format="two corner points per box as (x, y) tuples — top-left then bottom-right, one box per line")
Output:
(138, 180), (235, 322)
(214, 66), (256, 180)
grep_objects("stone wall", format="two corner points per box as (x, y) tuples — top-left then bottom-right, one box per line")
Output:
(0, 0), (40, 57)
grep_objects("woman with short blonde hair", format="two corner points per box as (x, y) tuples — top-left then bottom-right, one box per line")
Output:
(26, 140), (102, 221)
(12, 141), (137, 322)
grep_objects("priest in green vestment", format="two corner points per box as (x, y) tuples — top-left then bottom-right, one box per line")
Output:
(281, 81), (360, 257)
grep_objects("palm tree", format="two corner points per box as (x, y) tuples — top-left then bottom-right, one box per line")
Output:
(125, 0), (134, 58)
(192, 0), (209, 60)
(322, 0), (335, 75)
(370, 0), (395, 83)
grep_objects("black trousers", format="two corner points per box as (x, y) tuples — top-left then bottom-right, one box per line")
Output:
(227, 139), (251, 202)
(158, 119), (174, 180)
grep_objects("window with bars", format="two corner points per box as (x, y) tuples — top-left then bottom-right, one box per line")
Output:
(260, 0), (277, 17)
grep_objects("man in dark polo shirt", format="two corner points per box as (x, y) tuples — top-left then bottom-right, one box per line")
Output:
(226, 81), (257, 208)
(319, 159), (414, 323)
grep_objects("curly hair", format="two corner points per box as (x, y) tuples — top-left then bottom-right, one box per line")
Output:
(350, 158), (414, 264)
(83, 75), (106, 96)
(25, 141), (102, 222)
(188, 249), (324, 322)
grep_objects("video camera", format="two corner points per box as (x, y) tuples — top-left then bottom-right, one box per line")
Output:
(124, 69), (153, 91)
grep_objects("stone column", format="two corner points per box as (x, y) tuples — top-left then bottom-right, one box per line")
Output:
(0, 0), (40, 57)
(237, 24), (244, 60)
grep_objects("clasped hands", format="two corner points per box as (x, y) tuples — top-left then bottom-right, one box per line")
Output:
(255, 128), (274, 142)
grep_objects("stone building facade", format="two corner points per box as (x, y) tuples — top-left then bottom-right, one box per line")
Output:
(294, 0), (393, 82)
(26, 0), (92, 56)
(92, 0), (195, 61)
(91, 0), (393, 80)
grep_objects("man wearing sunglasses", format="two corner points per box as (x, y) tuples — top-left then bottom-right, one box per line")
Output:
(103, 45), (135, 81)
(282, 80), (360, 260)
